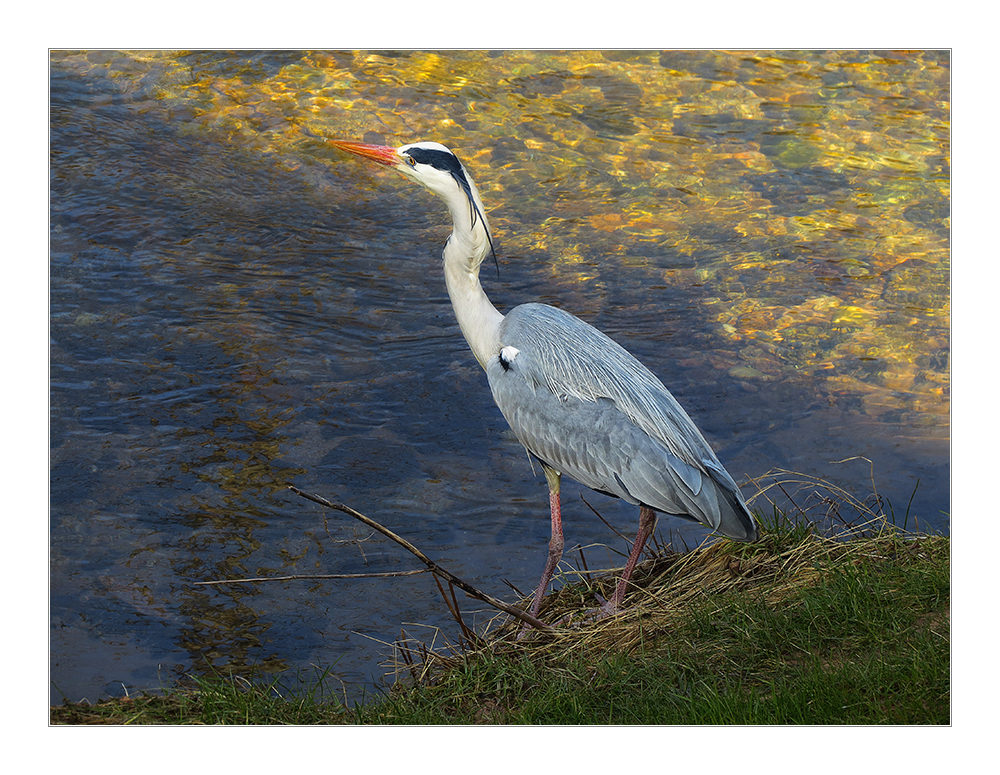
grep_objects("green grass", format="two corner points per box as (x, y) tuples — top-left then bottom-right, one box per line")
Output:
(50, 667), (351, 725)
(51, 522), (949, 725)
(359, 533), (949, 724)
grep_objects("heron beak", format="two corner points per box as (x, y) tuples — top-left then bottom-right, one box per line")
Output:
(327, 140), (399, 167)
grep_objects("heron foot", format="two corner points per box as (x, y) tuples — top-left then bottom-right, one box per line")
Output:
(514, 591), (625, 639)
(550, 593), (624, 629)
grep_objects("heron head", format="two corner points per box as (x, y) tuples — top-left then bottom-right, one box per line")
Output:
(328, 138), (499, 273)
(327, 140), (471, 198)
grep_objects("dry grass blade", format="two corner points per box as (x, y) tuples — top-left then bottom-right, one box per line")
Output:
(192, 569), (429, 586)
(748, 458), (893, 534)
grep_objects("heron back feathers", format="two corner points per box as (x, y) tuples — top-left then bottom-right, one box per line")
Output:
(487, 303), (757, 542)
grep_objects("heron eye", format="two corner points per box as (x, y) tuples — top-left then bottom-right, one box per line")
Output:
(405, 156), (417, 167)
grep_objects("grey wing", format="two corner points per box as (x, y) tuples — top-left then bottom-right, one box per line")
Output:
(486, 303), (756, 542)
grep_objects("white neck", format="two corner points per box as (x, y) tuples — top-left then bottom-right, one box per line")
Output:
(436, 178), (504, 370)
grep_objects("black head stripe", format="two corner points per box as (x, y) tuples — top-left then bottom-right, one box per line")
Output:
(406, 148), (478, 228)
(407, 146), (500, 277)
(406, 146), (465, 176)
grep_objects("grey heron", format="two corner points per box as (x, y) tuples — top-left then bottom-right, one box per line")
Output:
(327, 139), (758, 625)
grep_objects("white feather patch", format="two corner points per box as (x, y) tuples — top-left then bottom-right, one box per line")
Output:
(500, 346), (520, 364)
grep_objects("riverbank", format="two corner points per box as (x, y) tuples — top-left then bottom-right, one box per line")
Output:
(51, 514), (949, 725)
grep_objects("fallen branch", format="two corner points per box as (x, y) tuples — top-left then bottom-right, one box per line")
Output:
(287, 485), (556, 635)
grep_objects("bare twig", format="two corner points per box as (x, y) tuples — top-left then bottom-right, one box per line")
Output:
(580, 495), (630, 548)
(288, 486), (556, 634)
(502, 578), (527, 598)
(576, 545), (592, 582)
(432, 574), (481, 647)
(397, 630), (418, 683)
(193, 569), (429, 586)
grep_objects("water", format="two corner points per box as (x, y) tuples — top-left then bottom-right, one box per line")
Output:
(50, 50), (949, 705)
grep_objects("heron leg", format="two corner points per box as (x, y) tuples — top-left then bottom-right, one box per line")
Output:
(603, 505), (657, 615)
(527, 465), (564, 620)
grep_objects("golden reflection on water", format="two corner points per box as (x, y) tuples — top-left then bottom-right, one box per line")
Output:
(53, 49), (949, 432)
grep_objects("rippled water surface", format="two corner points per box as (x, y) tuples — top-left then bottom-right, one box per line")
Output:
(50, 50), (949, 704)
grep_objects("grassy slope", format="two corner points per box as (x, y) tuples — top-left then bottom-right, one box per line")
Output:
(51, 523), (949, 725)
